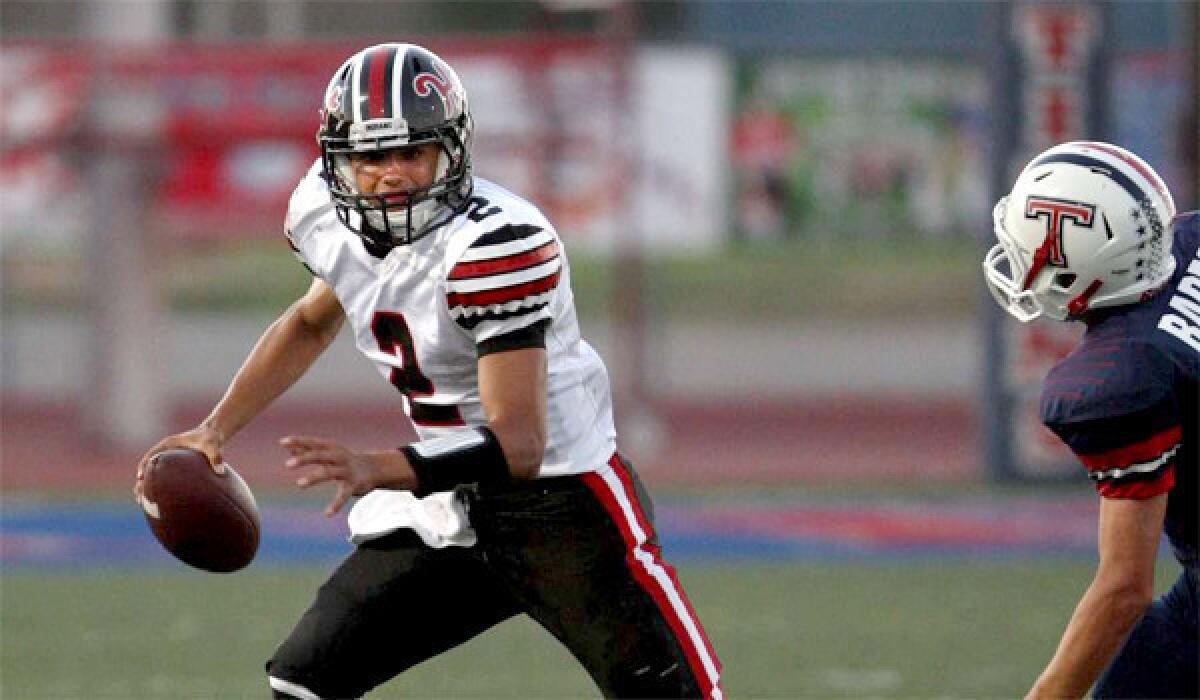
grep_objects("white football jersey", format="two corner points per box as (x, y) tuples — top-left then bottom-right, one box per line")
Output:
(285, 159), (617, 479)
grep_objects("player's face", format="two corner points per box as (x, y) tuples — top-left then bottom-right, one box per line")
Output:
(349, 143), (441, 200)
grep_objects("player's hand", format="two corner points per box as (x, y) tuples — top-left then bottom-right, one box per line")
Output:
(134, 423), (225, 504)
(281, 436), (415, 517)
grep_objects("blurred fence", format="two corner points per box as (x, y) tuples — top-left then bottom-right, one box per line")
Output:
(1, 1), (1195, 490)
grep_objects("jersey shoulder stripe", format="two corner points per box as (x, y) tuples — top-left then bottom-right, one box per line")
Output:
(456, 301), (552, 331)
(1080, 424), (1180, 498)
(1045, 386), (1181, 500)
(449, 239), (560, 280)
(447, 270), (561, 312)
(467, 223), (547, 250)
(1078, 424), (1182, 473)
(446, 220), (562, 330)
(442, 181), (563, 337)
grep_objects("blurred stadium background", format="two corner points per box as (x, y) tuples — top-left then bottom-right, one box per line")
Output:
(1, 1), (1196, 697)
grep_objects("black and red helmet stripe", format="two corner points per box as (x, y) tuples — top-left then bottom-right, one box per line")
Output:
(357, 44), (398, 120)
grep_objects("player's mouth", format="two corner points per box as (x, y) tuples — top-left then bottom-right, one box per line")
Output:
(380, 192), (412, 206)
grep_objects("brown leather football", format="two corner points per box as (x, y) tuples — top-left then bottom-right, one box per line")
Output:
(141, 447), (260, 573)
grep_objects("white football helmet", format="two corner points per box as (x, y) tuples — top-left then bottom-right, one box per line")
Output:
(983, 141), (1177, 322)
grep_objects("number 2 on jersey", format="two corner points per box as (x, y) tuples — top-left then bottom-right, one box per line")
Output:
(466, 196), (500, 222)
(370, 311), (464, 426)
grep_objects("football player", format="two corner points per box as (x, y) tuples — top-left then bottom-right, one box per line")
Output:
(983, 141), (1197, 698)
(135, 43), (722, 699)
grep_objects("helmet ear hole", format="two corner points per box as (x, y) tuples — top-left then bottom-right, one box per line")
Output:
(1054, 273), (1077, 289)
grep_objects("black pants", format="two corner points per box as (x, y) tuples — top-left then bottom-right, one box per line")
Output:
(1093, 565), (1198, 699)
(266, 455), (722, 699)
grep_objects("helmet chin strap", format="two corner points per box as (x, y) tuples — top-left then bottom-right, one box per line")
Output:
(1021, 236), (1056, 291)
(1066, 279), (1103, 317)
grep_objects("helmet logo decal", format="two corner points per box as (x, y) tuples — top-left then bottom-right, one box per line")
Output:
(1022, 196), (1095, 290)
(325, 84), (344, 115)
(413, 62), (453, 112)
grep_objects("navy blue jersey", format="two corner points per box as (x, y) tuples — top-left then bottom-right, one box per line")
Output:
(1041, 211), (1199, 566)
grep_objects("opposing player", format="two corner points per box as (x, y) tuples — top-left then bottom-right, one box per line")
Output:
(983, 141), (1197, 698)
(135, 43), (722, 699)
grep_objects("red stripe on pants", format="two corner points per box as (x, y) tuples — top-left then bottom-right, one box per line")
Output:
(581, 455), (722, 698)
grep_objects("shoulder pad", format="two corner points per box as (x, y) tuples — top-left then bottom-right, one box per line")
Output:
(1041, 338), (1174, 427)
(285, 159), (334, 245)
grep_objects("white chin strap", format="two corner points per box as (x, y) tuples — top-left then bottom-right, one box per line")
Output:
(368, 199), (441, 242)
(982, 243), (1044, 323)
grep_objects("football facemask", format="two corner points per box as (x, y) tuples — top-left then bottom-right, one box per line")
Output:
(325, 135), (467, 248)
(983, 198), (1044, 323)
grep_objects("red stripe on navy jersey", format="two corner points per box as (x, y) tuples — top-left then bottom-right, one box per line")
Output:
(446, 270), (560, 310)
(366, 46), (391, 119)
(580, 457), (722, 698)
(448, 241), (560, 280)
(1097, 465), (1175, 500)
(1077, 425), (1182, 472)
(1083, 141), (1173, 209)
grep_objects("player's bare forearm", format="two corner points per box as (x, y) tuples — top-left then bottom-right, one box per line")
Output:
(1026, 582), (1149, 698)
(207, 279), (344, 441)
(478, 346), (547, 480)
(135, 281), (343, 499)
(1027, 495), (1166, 699)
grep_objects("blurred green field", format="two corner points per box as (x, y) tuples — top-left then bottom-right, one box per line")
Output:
(2, 235), (981, 321)
(1, 558), (1181, 698)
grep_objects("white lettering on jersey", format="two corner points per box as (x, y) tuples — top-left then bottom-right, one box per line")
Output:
(1157, 252), (1200, 353)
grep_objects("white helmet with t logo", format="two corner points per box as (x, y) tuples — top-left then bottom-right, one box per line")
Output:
(983, 141), (1176, 322)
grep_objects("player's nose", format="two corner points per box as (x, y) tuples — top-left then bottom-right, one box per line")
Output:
(377, 154), (414, 186)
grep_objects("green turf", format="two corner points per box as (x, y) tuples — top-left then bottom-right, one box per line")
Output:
(1, 559), (1182, 698)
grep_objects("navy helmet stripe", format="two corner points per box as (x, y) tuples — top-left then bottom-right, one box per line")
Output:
(1030, 153), (1148, 205)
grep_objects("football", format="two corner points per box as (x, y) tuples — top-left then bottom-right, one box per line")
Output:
(140, 447), (260, 573)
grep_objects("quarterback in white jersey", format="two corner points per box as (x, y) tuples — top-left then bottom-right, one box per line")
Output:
(134, 43), (721, 699)
(285, 161), (617, 480)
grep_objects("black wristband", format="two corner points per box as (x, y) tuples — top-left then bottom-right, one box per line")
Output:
(402, 426), (511, 498)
